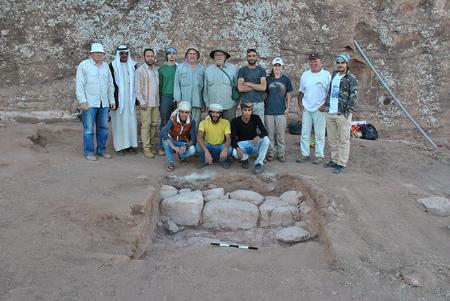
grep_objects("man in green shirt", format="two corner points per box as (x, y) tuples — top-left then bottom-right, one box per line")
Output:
(158, 47), (178, 155)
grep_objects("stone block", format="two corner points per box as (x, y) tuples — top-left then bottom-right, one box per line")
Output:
(160, 190), (203, 226)
(202, 198), (259, 230)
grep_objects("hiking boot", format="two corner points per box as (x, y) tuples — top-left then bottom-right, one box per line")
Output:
(296, 156), (310, 163)
(85, 155), (97, 161)
(220, 160), (231, 169)
(277, 155), (286, 162)
(323, 160), (337, 168)
(144, 149), (154, 158)
(97, 152), (112, 159)
(241, 159), (250, 169)
(254, 163), (263, 175)
(313, 157), (324, 164)
(333, 165), (346, 174)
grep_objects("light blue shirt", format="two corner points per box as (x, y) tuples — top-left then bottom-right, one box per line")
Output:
(203, 62), (237, 110)
(76, 58), (115, 108)
(173, 63), (205, 108)
(329, 73), (343, 114)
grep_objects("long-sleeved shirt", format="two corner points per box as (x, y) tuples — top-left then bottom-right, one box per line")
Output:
(173, 63), (205, 108)
(158, 64), (177, 97)
(230, 114), (268, 148)
(203, 63), (237, 110)
(76, 58), (115, 108)
(135, 64), (159, 108)
(161, 114), (196, 144)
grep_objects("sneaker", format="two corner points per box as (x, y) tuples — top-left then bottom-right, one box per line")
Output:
(241, 159), (250, 169)
(144, 149), (155, 158)
(323, 160), (337, 168)
(296, 156), (310, 163)
(220, 160), (231, 169)
(333, 165), (346, 174)
(85, 155), (97, 161)
(313, 157), (324, 164)
(254, 163), (263, 175)
(277, 155), (286, 162)
(157, 149), (165, 156)
(97, 152), (112, 159)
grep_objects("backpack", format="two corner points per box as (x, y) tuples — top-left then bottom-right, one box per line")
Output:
(360, 124), (378, 140)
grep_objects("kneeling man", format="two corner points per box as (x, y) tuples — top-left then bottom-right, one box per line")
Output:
(231, 102), (269, 175)
(161, 101), (196, 172)
(196, 103), (232, 169)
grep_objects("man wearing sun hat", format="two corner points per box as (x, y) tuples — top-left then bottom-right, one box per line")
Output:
(76, 42), (115, 161)
(203, 47), (238, 122)
(174, 46), (205, 133)
(319, 51), (358, 174)
(161, 101), (197, 172)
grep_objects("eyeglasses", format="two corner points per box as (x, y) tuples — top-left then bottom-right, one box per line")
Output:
(119, 52), (128, 56)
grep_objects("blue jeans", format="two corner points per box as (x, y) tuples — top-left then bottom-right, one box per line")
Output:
(162, 138), (196, 163)
(232, 136), (270, 165)
(196, 142), (232, 162)
(82, 107), (109, 156)
(159, 95), (176, 148)
(300, 110), (326, 158)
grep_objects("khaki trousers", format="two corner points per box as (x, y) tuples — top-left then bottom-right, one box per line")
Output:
(140, 106), (160, 150)
(326, 113), (352, 167)
(264, 114), (287, 157)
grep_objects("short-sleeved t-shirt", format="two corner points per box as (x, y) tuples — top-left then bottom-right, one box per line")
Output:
(237, 66), (266, 103)
(299, 69), (331, 112)
(198, 118), (231, 145)
(265, 75), (293, 115)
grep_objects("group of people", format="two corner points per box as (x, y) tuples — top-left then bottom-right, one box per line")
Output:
(76, 42), (358, 175)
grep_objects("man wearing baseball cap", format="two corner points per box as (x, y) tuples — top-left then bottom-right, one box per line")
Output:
(319, 52), (358, 174)
(297, 52), (331, 164)
(76, 42), (115, 161)
(196, 103), (232, 169)
(174, 46), (205, 133)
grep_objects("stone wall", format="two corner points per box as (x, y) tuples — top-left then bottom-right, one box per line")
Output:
(0, 0), (448, 136)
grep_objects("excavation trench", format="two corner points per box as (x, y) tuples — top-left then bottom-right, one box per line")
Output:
(130, 173), (334, 264)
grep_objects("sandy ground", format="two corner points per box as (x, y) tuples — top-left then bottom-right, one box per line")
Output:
(1, 120), (450, 301)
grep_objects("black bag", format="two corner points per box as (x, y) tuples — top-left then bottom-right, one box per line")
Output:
(360, 124), (378, 140)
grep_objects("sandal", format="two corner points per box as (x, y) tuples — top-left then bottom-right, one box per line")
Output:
(167, 162), (175, 172)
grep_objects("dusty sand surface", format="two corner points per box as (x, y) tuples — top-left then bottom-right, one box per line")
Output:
(1, 121), (450, 301)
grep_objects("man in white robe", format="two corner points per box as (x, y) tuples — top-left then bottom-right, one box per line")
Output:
(109, 45), (138, 154)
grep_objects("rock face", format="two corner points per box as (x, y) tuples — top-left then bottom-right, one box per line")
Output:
(229, 190), (265, 206)
(1, 0), (449, 139)
(275, 226), (311, 243)
(160, 190), (204, 226)
(416, 196), (450, 217)
(202, 198), (259, 230)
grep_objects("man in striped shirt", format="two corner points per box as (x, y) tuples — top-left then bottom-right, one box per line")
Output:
(135, 48), (159, 158)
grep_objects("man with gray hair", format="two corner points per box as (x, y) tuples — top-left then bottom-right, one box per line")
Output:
(109, 45), (138, 155)
(76, 42), (115, 161)
(203, 47), (238, 122)
(174, 46), (205, 133)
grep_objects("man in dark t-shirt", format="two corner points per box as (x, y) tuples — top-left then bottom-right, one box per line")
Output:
(231, 102), (270, 175)
(237, 49), (267, 123)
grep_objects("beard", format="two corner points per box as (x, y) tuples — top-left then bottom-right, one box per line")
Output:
(247, 59), (256, 65)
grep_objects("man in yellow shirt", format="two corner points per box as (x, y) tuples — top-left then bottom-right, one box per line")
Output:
(196, 104), (232, 169)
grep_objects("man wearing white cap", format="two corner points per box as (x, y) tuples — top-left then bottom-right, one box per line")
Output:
(76, 42), (115, 161)
(161, 101), (197, 172)
(109, 45), (138, 155)
(196, 103), (232, 169)
(174, 46), (205, 133)
(203, 47), (238, 122)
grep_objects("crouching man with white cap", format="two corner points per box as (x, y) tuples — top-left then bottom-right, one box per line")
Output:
(76, 42), (116, 161)
(196, 104), (233, 169)
(160, 101), (197, 172)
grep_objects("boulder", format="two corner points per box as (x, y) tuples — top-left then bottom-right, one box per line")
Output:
(202, 188), (225, 202)
(229, 190), (264, 206)
(279, 191), (304, 205)
(270, 206), (299, 227)
(202, 198), (259, 230)
(275, 226), (310, 243)
(416, 196), (450, 217)
(259, 198), (291, 227)
(160, 185), (178, 200)
(160, 190), (204, 226)
(179, 188), (191, 194)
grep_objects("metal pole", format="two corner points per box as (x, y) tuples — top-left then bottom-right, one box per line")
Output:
(353, 40), (438, 149)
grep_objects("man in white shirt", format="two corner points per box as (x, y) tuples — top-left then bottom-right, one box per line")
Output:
(297, 52), (331, 164)
(76, 43), (115, 161)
